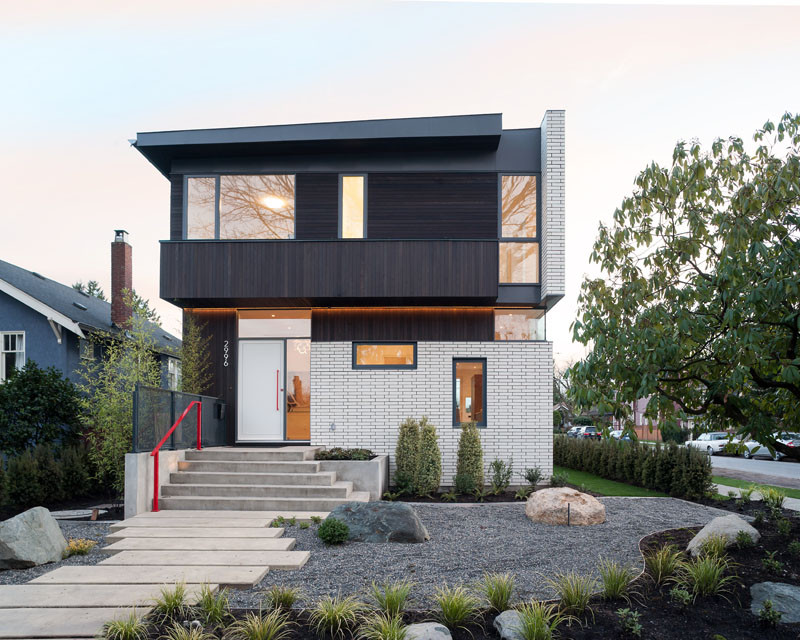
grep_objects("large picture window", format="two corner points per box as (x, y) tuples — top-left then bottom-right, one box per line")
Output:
(184, 175), (296, 239)
(1, 332), (25, 382)
(353, 343), (416, 369)
(499, 174), (539, 284)
(453, 358), (486, 427)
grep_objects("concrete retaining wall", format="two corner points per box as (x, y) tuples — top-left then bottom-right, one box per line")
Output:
(318, 455), (388, 501)
(124, 450), (186, 519)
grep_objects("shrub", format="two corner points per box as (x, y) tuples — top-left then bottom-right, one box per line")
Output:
(644, 544), (682, 585)
(598, 558), (636, 601)
(739, 484), (755, 504)
(308, 594), (362, 639)
(616, 608), (642, 638)
(263, 585), (302, 611)
(489, 458), (513, 495)
(369, 579), (414, 617)
(777, 518), (792, 538)
(0, 458), (6, 507)
(669, 587), (692, 607)
(760, 486), (786, 512)
(516, 601), (573, 640)
(102, 611), (150, 640)
(788, 540), (800, 558)
(33, 444), (64, 504)
(225, 610), (292, 640)
(758, 599), (782, 627)
(61, 445), (91, 499)
(433, 584), (481, 631)
(699, 534), (728, 560)
(63, 538), (97, 558)
(455, 422), (483, 490)
(453, 473), (476, 495)
(735, 530), (754, 549)
(478, 572), (514, 613)
(393, 418), (420, 494)
(550, 471), (569, 487)
(515, 487), (533, 500)
(415, 417), (442, 496)
(6, 449), (43, 509)
(197, 583), (230, 625)
(547, 571), (597, 618)
(0, 361), (82, 455)
(754, 510), (765, 526)
(315, 448), (374, 461)
(357, 613), (408, 640)
(762, 550), (784, 573)
(524, 467), (543, 489)
(318, 518), (349, 545)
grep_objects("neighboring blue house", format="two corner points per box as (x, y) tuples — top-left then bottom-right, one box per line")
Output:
(0, 231), (180, 387)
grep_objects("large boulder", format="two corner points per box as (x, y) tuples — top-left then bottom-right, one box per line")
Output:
(0, 507), (68, 569)
(494, 610), (523, 640)
(327, 501), (429, 543)
(686, 514), (760, 557)
(525, 488), (605, 526)
(750, 582), (800, 624)
(405, 622), (451, 640)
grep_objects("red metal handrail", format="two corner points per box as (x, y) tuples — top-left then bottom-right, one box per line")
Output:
(150, 400), (202, 512)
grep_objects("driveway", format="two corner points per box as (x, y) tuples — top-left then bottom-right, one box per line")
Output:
(711, 454), (800, 489)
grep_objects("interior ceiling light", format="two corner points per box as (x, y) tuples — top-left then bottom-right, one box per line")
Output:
(260, 195), (285, 208)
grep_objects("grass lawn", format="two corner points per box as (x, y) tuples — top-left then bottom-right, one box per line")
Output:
(712, 474), (800, 499)
(553, 465), (669, 497)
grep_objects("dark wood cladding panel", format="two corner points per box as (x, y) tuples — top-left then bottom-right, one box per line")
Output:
(185, 309), (236, 444)
(312, 308), (493, 341)
(161, 240), (498, 302)
(367, 173), (498, 239)
(295, 174), (339, 239)
(170, 175), (183, 240)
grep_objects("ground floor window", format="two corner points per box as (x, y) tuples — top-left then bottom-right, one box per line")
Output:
(453, 358), (486, 426)
(1, 332), (24, 382)
(494, 308), (545, 340)
(286, 338), (311, 440)
(353, 342), (417, 369)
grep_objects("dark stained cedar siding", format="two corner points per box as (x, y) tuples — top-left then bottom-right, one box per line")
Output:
(185, 309), (237, 443)
(312, 308), (494, 341)
(367, 173), (497, 239)
(170, 175), (183, 240)
(295, 174), (339, 239)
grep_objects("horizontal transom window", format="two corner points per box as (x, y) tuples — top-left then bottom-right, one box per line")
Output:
(353, 343), (417, 369)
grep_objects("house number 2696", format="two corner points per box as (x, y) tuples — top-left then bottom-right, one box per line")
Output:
(223, 340), (230, 367)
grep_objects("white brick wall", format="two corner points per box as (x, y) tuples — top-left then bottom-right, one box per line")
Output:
(541, 110), (566, 302)
(310, 341), (553, 487)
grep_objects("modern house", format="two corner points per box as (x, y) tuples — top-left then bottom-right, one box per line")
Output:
(133, 111), (565, 485)
(0, 232), (180, 387)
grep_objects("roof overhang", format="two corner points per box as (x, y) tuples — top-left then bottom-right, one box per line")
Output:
(0, 279), (86, 339)
(133, 113), (503, 177)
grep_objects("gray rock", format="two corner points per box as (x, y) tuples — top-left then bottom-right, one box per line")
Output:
(405, 622), (452, 640)
(328, 502), (429, 543)
(750, 582), (800, 623)
(494, 609), (523, 640)
(0, 507), (68, 569)
(686, 514), (760, 557)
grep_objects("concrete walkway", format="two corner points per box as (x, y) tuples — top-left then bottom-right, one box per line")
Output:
(713, 483), (800, 512)
(0, 509), (326, 639)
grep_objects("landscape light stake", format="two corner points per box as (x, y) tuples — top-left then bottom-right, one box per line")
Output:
(567, 503), (571, 526)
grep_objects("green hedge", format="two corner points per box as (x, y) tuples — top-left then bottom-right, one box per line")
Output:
(553, 436), (713, 500)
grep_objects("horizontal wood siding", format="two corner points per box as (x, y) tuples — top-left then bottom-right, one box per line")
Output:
(161, 240), (498, 304)
(170, 175), (183, 240)
(185, 308), (236, 444)
(367, 173), (497, 239)
(295, 173), (339, 240)
(312, 308), (493, 341)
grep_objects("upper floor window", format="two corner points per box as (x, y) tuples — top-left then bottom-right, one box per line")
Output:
(185, 175), (296, 240)
(1, 332), (25, 382)
(499, 175), (539, 284)
(340, 175), (366, 238)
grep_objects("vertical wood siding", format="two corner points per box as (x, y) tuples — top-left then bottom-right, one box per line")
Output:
(170, 175), (183, 240)
(295, 173), (339, 239)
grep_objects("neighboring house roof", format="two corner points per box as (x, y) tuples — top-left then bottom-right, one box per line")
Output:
(0, 259), (180, 354)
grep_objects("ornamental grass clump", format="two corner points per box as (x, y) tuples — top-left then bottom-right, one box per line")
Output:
(759, 486), (786, 512)
(393, 418), (420, 495)
(516, 601), (574, 640)
(677, 555), (737, 600)
(546, 571), (597, 618)
(308, 594), (363, 639)
(597, 558), (636, 602)
(699, 534), (729, 560)
(478, 572), (515, 613)
(102, 611), (150, 640)
(368, 579), (414, 617)
(415, 417), (442, 496)
(263, 585), (302, 611)
(151, 582), (189, 623)
(357, 613), (409, 640)
(433, 584), (482, 631)
(644, 544), (683, 585)
(455, 422), (484, 491)
(196, 583), (231, 626)
(223, 610), (293, 640)
(161, 623), (215, 640)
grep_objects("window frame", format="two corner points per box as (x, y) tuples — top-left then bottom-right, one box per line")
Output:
(0, 331), (25, 382)
(452, 357), (487, 428)
(352, 341), (417, 370)
(338, 173), (368, 239)
(497, 173), (542, 285)
(183, 173), (296, 240)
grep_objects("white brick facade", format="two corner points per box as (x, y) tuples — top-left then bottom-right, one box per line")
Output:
(310, 341), (553, 487)
(541, 109), (565, 302)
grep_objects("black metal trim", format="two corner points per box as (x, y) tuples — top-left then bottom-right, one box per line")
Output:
(352, 341), (418, 370)
(452, 357), (488, 428)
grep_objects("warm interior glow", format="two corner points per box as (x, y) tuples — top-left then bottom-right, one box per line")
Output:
(342, 176), (365, 238)
(356, 344), (415, 367)
(260, 195), (286, 208)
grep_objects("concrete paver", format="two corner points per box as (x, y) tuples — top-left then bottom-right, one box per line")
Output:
(109, 517), (272, 531)
(102, 536), (294, 552)
(106, 526), (284, 541)
(0, 584), (211, 608)
(30, 565), (269, 588)
(0, 607), (132, 639)
(100, 549), (310, 569)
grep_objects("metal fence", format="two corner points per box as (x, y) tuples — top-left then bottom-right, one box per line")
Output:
(132, 384), (227, 453)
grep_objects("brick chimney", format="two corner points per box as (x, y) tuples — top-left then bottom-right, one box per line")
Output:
(111, 230), (133, 327)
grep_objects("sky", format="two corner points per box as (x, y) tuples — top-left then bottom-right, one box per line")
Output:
(1, 0), (799, 366)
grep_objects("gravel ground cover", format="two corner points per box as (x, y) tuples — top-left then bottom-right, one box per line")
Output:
(0, 520), (111, 585)
(229, 497), (732, 608)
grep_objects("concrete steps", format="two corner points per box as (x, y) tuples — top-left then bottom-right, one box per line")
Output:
(163, 446), (372, 512)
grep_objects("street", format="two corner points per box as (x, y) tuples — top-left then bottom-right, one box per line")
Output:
(711, 453), (800, 488)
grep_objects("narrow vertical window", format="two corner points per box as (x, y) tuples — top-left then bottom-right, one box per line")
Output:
(499, 174), (539, 283)
(186, 177), (217, 239)
(340, 175), (366, 238)
(453, 359), (486, 427)
(1, 332), (25, 382)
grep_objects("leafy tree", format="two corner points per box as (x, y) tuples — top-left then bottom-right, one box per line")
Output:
(179, 313), (212, 394)
(0, 362), (82, 455)
(77, 291), (162, 495)
(570, 114), (800, 460)
(128, 289), (161, 326)
(72, 280), (107, 300)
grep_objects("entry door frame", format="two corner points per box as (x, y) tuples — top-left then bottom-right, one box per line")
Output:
(236, 338), (288, 443)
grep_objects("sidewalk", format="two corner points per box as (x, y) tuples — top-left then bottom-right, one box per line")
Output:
(713, 484), (800, 513)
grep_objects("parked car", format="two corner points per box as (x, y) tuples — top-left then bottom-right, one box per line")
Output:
(566, 426), (581, 438)
(575, 426), (601, 440)
(739, 432), (799, 460)
(609, 429), (623, 439)
(686, 431), (733, 456)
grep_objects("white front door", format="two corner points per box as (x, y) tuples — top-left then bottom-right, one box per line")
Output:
(237, 340), (285, 442)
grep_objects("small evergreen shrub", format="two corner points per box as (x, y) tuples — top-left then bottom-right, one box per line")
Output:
(61, 445), (91, 499)
(455, 422), (484, 490)
(788, 540), (800, 558)
(489, 458), (513, 495)
(616, 608), (642, 637)
(393, 418), (420, 494)
(0, 458), (6, 507)
(6, 449), (43, 509)
(735, 530), (754, 549)
(33, 444), (64, 505)
(415, 417), (442, 496)
(550, 471), (569, 487)
(453, 473), (476, 495)
(318, 518), (349, 545)
(758, 600), (782, 627)
(524, 467), (543, 488)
